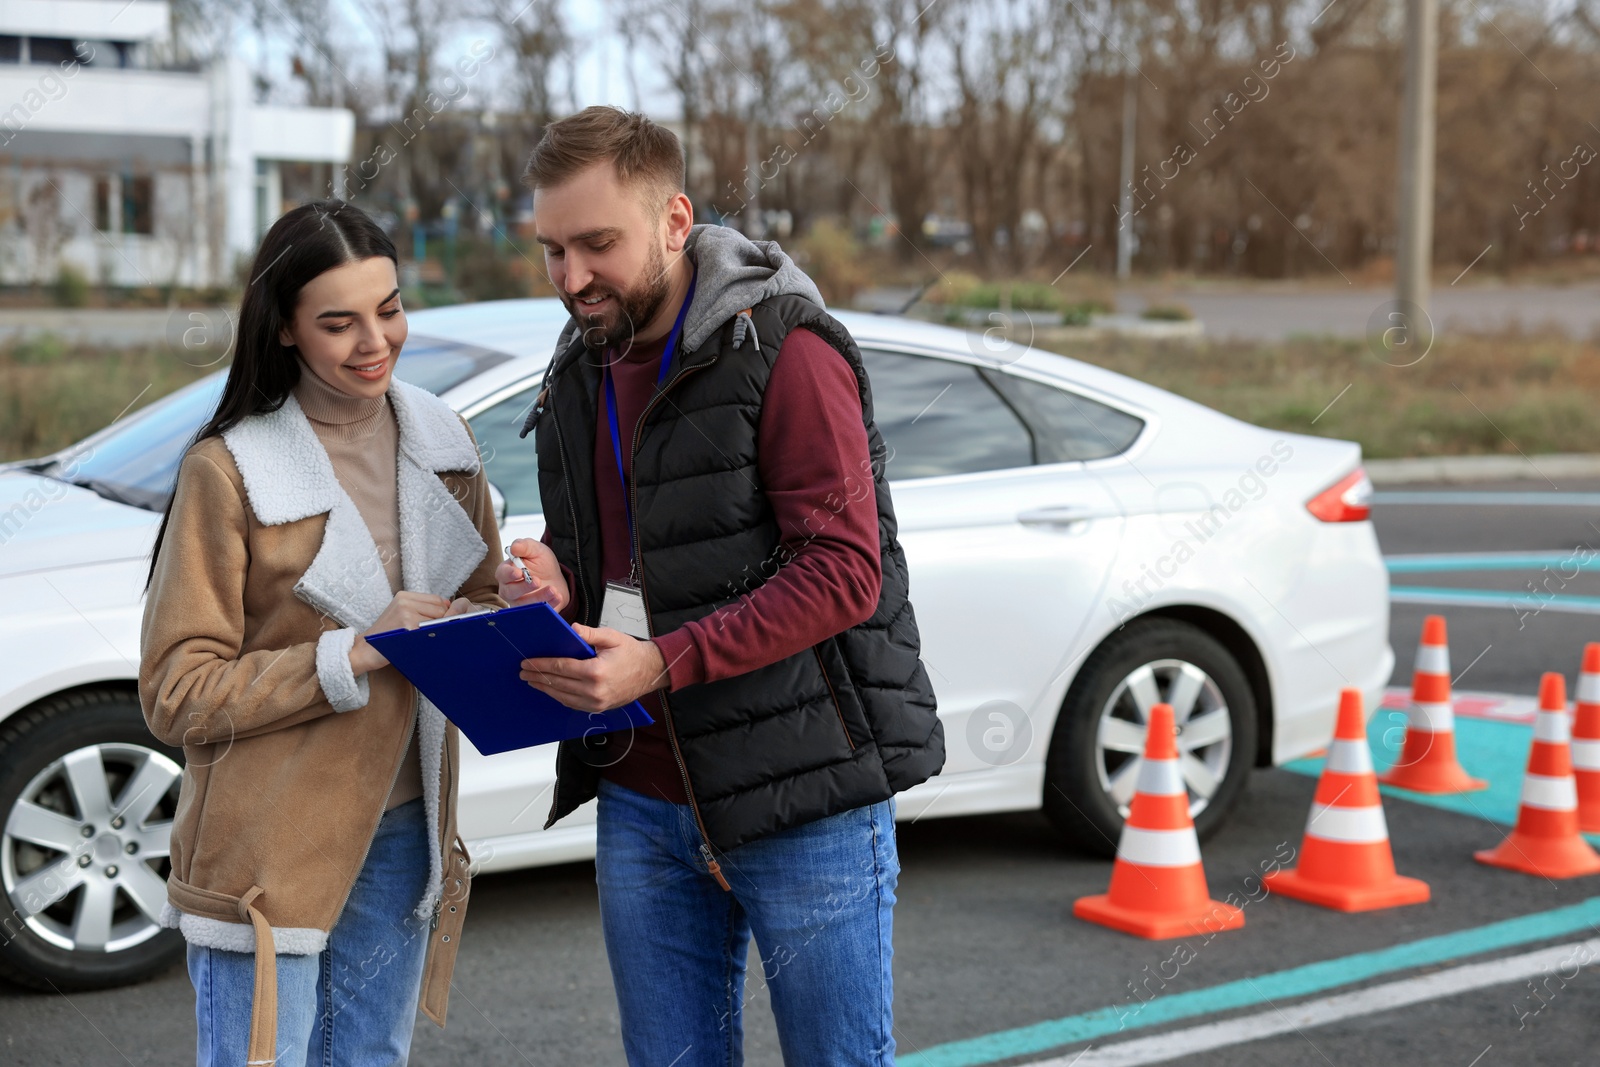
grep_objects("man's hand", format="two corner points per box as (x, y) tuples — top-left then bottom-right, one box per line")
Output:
(497, 537), (569, 611)
(519, 624), (668, 712)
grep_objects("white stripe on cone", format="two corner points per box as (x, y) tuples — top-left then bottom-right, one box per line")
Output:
(1534, 711), (1572, 744)
(1116, 825), (1203, 867)
(1408, 701), (1455, 733)
(1304, 803), (1389, 844)
(1578, 672), (1600, 705)
(1520, 773), (1579, 812)
(1414, 644), (1449, 675)
(1326, 739), (1374, 775)
(1572, 739), (1600, 771)
(1136, 757), (1184, 797)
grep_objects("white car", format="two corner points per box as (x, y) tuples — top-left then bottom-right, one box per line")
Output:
(0, 300), (1392, 990)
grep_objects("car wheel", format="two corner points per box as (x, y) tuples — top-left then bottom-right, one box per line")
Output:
(1043, 617), (1258, 858)
(0, 689), (184, 990)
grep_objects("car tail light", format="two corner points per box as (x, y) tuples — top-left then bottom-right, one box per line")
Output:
(1307, 468), (1372, 522)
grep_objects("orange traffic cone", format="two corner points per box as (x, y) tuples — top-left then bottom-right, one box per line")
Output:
(1475, 673), (1600, 879)
(1074, 703), (1245, 939)
(1379, 615), (1486, 793)
(1573, 644), (1600, 834)
(1264, 688), (1430, 911)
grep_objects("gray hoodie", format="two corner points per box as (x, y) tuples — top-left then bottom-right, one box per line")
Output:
(675, 223), (825, 352)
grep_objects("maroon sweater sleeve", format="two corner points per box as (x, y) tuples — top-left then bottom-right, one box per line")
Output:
(650, 328), (882, 688)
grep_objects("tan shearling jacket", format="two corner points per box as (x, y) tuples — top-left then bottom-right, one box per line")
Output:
(139, 378), (505, 1062)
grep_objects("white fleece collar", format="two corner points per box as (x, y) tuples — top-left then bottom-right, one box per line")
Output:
(220, 378), (486, 631)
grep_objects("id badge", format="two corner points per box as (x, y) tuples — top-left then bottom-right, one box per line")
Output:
(599, 580), (650, 639)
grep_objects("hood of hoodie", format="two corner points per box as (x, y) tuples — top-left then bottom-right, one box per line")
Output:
(675, 223), (825, 352)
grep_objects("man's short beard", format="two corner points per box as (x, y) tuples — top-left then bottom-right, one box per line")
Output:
(567, 240), (672, 352)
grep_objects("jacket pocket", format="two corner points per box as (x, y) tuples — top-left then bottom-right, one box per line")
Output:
(813, 641), (869, 752)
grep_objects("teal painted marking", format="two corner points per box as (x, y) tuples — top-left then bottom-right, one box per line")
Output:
(1373, 491), (1600, 506)
(901, 895), (1600, 1067)
(1284, 710), (1528, 826)
(1285, 713), (1600, 841)
(1388, 586), (1600, 615)
(902, 717), (1594, 1067)
(1385, 552), (1600, 574)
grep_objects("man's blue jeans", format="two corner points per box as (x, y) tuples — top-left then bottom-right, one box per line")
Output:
(595, 778), (900, 1066)
(186, 797), (431, 1067)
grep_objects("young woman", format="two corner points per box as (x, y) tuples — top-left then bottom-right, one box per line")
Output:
(140, 200), (504, 1066)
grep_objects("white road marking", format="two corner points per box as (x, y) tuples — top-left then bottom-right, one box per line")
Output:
(1021, 937), (1600, 1067)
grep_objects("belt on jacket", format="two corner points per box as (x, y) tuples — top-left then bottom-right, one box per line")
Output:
(165, 834), (474, 1059)
(236, 886), (277, 1065)
(421, 836), (473, 1024)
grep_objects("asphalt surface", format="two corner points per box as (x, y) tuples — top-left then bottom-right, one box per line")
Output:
(5, 480), (1600, 1065)
(1381, 479), (1600, 697)
(1114, 284), (1600, 342)
(0, 283), (1594, 352)
(854, 283), (1600, 342)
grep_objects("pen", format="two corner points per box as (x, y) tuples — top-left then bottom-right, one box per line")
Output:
(506, 546), (534, 584)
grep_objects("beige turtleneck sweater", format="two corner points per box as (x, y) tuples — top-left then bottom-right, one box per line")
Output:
(293, 364), (423, 810)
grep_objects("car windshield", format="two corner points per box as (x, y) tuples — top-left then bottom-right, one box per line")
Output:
(31, 336), (510, 511)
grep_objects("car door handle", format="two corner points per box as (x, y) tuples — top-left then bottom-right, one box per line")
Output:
(1017, 504), (1097, 526)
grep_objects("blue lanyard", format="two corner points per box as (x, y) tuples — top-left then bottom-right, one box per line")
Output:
(602, 270), (696, 577)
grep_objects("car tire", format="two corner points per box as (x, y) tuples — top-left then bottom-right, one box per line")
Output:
(0, 689), (185, 991)
(1043, 617), (1258, 858)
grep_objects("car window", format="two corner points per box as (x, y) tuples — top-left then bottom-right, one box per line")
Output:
(391, 337), (511, 396)
(467, 387), (542, 517)
(859, 348), (1034, 480)
(43, 374), (228, 510)
(983, 371), (1146, 462)
(34, 336), (512, 511)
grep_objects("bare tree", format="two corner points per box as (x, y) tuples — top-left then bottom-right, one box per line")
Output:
(351, 0), (463, 218)
(22, 176), (63, 288)
(775, 0), (950, 253)
(697, 0), (796, 231)
(865, 0), (943, 254)
(155, 0), (237, 67)
(481, 0), (570, 130)
(615, 0), (717, 203)
(274, 0), (352, 106)
(218, 0), (1600, 282)
(944, 0), (1067, 270)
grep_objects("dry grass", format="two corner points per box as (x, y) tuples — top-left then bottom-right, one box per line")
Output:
(0, 336), (215, 462)
(1033, 330), (1600, 459)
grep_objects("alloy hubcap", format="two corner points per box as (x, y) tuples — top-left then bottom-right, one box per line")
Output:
(1095, 658), (1233, 820)
(2, 743), (179, 953)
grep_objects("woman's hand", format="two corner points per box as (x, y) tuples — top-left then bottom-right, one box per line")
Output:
(349, 591), (453, 675)
(496, 538), (569, 611)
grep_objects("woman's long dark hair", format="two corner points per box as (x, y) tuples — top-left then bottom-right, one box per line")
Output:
(145, 200), (399, 588)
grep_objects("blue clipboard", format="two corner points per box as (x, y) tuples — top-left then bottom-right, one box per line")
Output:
(365, 600), (653, 755)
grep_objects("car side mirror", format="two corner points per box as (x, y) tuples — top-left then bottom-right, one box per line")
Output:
(487, 481), (508, 528)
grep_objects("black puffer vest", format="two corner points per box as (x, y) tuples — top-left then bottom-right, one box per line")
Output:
(531, 294), (943, 853)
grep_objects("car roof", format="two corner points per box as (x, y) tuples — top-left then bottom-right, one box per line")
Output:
(408, 297), (1188, 417)
(407, 298), (575, 361)
(405, 298), (1356, 474)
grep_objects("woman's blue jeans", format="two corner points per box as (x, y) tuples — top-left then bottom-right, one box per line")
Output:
(595, 778), (900, 1066)
(186, 797), (431, 1067)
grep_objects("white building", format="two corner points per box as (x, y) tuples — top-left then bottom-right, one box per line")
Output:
(0, 0), (353, 288)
